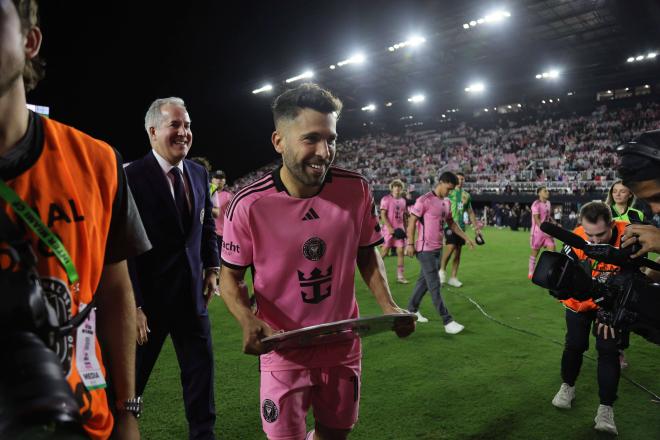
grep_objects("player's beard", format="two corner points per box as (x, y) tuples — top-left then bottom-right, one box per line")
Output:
(283, 150), (332, 188)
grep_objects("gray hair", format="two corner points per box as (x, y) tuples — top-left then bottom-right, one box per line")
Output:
(144, 97), (187, 133)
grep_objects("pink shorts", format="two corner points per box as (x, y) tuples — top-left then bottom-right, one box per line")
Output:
(530, 232), (555, 250)
(260, 364), (361, 440)
(382, 234), (406, 249)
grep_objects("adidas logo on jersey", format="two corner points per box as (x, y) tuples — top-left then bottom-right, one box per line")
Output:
(302, 208), (320, 221)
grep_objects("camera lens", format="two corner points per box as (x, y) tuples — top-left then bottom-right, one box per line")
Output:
(0, 332), (86, 438)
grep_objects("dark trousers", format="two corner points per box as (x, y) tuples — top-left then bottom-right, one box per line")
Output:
(560, 309), (620, 406)
(136, 293), (216, 440)
(407, 250), (453, 325)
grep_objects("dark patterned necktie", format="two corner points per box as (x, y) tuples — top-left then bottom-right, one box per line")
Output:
(169, 167), (191, 232)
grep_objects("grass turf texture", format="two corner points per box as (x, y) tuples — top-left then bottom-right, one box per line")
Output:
(138, 227), (660, 439)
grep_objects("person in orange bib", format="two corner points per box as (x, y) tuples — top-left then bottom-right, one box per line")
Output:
(550, 202), (627, 436)
(0, 1), (150, 438)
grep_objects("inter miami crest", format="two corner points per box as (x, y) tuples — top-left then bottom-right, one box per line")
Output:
(262, 399), (279, 423)
(302, 237), (326, 261)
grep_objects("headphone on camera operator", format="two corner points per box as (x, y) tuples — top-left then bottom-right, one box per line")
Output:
(617, 129), (660, 261)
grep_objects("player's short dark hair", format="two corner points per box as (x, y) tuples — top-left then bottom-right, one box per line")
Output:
(579, 201), (612, 225)
(12, 0), (45, 92)
(438, 171), (458, 185)
(617, 129), (660, 187)
(537, 186), (547, 195)
(272, 83), (343, 127)
(456, 172), (465, 178)
(212, 170), (226, 180)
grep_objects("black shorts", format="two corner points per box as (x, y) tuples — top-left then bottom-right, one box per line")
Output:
(444, 227), (465, 246)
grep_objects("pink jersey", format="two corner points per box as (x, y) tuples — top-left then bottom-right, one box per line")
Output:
(213, 190), (233, 236)
(410, 191), (453, 252)
(531, 200), (551, 236)
(379, 194), (407, 230)
(222, 166), (383, 371)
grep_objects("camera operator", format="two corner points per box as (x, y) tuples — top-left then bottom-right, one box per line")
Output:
(550, 202), (627, 435)
(1, 1), (150, 438)
(618, 130), (660, 277)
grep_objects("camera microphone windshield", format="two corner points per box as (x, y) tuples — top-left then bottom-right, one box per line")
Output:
(540, 222), (586, 249)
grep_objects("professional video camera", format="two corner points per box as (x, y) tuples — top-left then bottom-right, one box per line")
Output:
(532, 222), (660, 345)
(0, 221), (87, 438)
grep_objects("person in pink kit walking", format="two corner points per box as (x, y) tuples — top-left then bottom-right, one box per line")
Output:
(405, 172), (475, 332)
(210, 169), (233, 251)
(379, 179), (409, 284)
(528, 186), (556, 279)
(220, 83), (415, 440)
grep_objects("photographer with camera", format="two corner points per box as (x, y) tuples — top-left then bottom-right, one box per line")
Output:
(618, 130), (660, 269)
(550, 202), (627, 435)
(0, 1), (150, 438)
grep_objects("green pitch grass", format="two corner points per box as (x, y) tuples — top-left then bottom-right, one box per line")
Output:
(138, 227), (660, 439)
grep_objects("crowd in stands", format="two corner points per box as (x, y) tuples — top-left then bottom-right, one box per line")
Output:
(229, 100), (660, 195)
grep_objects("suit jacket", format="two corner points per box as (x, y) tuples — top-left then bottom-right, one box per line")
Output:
(126, 151), (219, 316)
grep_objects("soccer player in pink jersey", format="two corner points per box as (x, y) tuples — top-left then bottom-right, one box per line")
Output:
(220, 83), (415, 440)
(405, 172), (475, 333)
(529, 186), (556, 279)
(211, 169), (233, 249)
(380, 179), (409, 284)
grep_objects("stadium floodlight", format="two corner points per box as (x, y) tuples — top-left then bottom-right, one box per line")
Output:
(483, 108), (489, 112)
(441, 114), (446, 118)
(465, 82), (485, 93)
(386, 102), (393, 107)
(536, 69), (561, 80)
(329, 64), (336, 70)
(626, 57), (635, 63)
(517, 104), (522, 107)
(361, 104), (376, 112)
(635, 55), (644, 61)
(541, 100), (546, 104)
(648, 52), (657, 59)
(408, 35), (426, 46)
(408, 94), (425, 103)
(285, 70), (314, 83)
(252, 84), (273, 94)
(337, 52), (366, 67)
(465, 10), (511, 29)
(388, 35), (427, 52)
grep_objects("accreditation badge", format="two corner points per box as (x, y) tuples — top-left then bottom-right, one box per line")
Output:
(75, 303), (107, 390)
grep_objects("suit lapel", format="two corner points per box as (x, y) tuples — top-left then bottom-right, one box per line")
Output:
(143, 152), (185, 233)
(184, 160), (199, 233)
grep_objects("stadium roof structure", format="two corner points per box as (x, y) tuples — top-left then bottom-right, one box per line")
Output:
(248, 0), (660, 131)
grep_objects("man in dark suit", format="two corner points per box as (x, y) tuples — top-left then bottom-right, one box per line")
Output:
(125, 97), (219, 440)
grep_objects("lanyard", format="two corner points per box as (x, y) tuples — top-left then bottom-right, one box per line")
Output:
(0, 179), (79, 286)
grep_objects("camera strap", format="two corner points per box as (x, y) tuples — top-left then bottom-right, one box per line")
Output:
(0, 178), (79, 287)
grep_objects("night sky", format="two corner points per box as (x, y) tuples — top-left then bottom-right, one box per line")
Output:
(28, 0), (434, 182)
